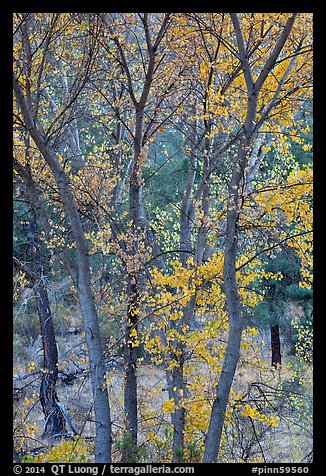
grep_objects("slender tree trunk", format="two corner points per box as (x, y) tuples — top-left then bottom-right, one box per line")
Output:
(77, 273), (112, 462)
(165, 132), (197, 462)
(34, 281), (65, 437)
(57, 172), (112, 461)
(31, 250), (65, 436)
(120, 105), (144, 462)
(13, 446), (21, 463)
(104, 16), (171, 460)
(203, 140), (248, 462)
(15, 215), (66, 438)
(194, 134), (212, 267)
(266, 284), (282, 368)
(195, 178), (210, 266)
(202, 13), (296, 462)
(122, 277), (139, 462)
(270, 324), (282, 368)
(203, 319), (243, 462)
(170, 121), (215, 462)
(171, 356), (186, 462)
(179, 121), (197, 265)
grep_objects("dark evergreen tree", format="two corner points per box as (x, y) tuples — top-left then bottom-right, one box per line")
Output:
(254, 249), (313, 367)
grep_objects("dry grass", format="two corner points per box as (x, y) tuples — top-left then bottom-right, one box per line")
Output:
(13, 328), (312, 463)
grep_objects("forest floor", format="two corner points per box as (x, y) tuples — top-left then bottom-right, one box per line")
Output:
(13, 327), (313, 463)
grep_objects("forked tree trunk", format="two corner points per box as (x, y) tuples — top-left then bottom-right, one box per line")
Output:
(202, 14), (296, 462)
(203, 143), (245, 461)
(120, 103), (144, 461)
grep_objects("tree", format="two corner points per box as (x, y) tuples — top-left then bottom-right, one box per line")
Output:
(13, 151), (67, 437)
(13, 13), (112, 462)
(203, 13), (312, 462)
(93, 13), (186, 461)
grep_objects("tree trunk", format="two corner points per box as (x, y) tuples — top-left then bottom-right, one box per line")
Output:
(13, 446), (21, 463)
(28, 207), (66, 437)
(14, 155), (80, 438)
(203, 186), (244, 461)
(120, 105), (144, 461)
(203, 13), (296, 462)
(121, 277), (139, 462)
(179, 122), (197, 266)
(203, 319), (243, 462)
(35, 283), (65, 437)
(266, 282), (282, 368)
(77, 275), (112, 462)
(270, 324), (282, 368)
(108, 17), (170, 460)
(203, 141), (247, 462)
(171, 356), (186, 463)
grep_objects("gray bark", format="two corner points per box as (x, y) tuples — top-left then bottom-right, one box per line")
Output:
(203, 143), (246, 462)
(203, 319), (243, 462)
